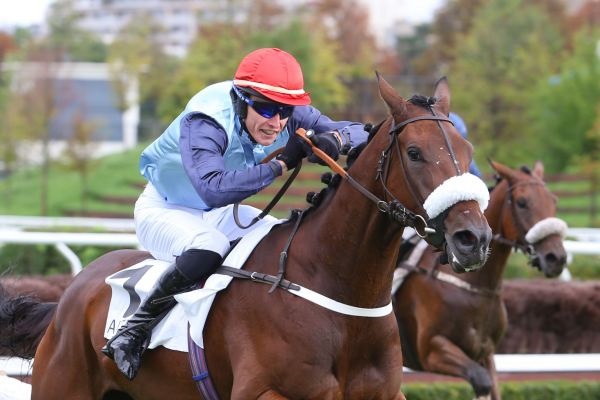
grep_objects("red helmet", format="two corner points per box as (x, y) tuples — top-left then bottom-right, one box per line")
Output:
(233, 48), (311, 106)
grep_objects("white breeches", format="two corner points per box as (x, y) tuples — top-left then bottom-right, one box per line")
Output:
(134, 183), (278, 262)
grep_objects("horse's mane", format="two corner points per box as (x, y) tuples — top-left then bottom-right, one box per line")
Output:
(520, 165), (531, 175)
(303, 122), (380, 211)
(408, 94), (437, 108)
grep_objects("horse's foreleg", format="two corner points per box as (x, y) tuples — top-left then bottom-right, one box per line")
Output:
(483, 353), (501, 400)
(395, 391), (407, 400)
(421, 335), (493, 399)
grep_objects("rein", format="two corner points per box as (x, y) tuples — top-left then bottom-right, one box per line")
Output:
(233, 149), (302, 229)
(296, 116), (457, 238)
(222, 113), (462, 317)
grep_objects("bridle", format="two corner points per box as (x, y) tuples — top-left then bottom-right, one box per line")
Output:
(223, 105), (477, 310)
(370, 106), (459, 245)
(492, 179), (550, 263)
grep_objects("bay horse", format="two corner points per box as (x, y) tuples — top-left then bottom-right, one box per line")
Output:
(393, 160), (568, 400)
(0, 75), (492, 400)
(0, 273), (72, 302)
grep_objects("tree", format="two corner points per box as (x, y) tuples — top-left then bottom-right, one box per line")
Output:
(448, 0), (565, 169)
(2, 47), (62, 215)
(156, 21), (246, 124)
(249, 19), (350, 113)
(107, 14), (176, 140)
(45, 0), (108, 62)
(529, 27), (600, 172)
(159, 14), (353, 122)
(60, 109), (99, 213)
(413, 0), (567, 80)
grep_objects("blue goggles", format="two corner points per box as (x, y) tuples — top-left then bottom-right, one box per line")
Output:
(233, 85), (294, 119)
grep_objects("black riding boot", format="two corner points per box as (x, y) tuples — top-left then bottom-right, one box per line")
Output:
(102, 249), (222, 380)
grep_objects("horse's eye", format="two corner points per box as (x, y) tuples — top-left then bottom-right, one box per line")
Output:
(516, 198), (528, 208)
(407, 147), (422, 161)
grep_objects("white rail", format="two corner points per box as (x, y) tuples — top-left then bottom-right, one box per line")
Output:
(0, 216), (599, 276)
(0, 216), (141, 275)
(0, 215), (135, 232)
(2, 354), (599, 377)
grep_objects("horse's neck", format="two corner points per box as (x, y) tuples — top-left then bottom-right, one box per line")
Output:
(466, 182), (513, 290)
(301, 173), (404, 306)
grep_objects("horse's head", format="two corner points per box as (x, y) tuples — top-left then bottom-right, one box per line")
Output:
(490, 160), (568, 277)
(349, 74), (492, 272)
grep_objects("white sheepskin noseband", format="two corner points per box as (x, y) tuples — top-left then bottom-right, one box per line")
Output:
(525, 217), (568, 244)
(423, 173), (489, 219)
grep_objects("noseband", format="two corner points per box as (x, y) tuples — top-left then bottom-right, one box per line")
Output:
(493, 180), (561, 264)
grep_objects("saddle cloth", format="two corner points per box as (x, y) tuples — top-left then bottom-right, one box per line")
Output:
(104, 218), (283, 351)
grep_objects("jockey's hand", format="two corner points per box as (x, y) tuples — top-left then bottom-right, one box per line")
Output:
(307, 130), (347, 165)
(277, 133), (309, 170)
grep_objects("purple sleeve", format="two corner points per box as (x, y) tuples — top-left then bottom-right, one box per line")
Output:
(179, 113), (282, 208)
(288, 106), (367, 146)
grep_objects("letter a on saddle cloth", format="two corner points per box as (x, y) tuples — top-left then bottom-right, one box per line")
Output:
(104, 219), (283, 351)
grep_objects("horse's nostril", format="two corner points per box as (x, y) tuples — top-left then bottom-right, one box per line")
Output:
(453, 230), (477, 250)
(545, 252), (567, 267)
(545, 253), (558, 264)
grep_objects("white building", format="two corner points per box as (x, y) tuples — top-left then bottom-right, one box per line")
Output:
(71, 0), (246, 58)
(2, 62), (139, 165)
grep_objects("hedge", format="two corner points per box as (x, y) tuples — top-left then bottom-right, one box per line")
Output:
(403, 380), (600, 400)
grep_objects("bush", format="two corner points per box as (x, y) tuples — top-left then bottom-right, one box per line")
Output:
(504, 252), (600, 280)
(0, 243), (130, 276)
(403, 380), (600, 400)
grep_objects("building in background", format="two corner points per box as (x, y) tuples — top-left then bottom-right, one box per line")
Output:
(71, 0), (248, 57)
(2, 62), (138, 165)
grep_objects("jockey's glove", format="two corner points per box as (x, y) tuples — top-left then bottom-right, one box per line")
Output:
(307, 130), (349, 165)
(277, 133), (309, 170)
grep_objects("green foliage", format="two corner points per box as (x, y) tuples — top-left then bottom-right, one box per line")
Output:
(449, 0), (565, 174)
(402, 382), (473, 399)
(45, 0), (107, 61)
(504, 251), (600, 280)
(0, 244), (70, 275)
(107, 15), (177, 113)
(249, 19), (350, 112)
(157, 23), (246, 123)
(403, 380), (600, 400)
(158, 17), (354, 123)
(0, 244), (127, 275)
(0, 144), (146, 216)
(529, 27), (600, 172)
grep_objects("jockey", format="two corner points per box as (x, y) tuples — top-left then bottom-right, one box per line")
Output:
(448, 112), (483, 178)
(101, 47), (367, 379)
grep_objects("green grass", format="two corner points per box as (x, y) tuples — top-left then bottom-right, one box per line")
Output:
(1, 147), (599, 225)
(0, 143), (147, 217)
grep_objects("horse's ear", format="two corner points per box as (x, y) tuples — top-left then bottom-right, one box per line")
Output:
(490, 159), (520, 183)
(533, 160), (545, 179)
(433, 77), (450, 116)
(376, 71), (407, 117)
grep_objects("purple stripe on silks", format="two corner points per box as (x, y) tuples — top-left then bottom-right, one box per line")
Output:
(187, 324), (220, 400)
